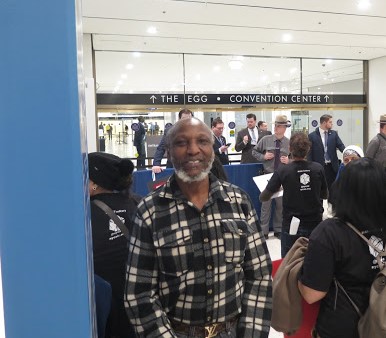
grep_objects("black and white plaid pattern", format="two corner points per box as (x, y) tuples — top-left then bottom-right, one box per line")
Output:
(125, 174), (272, 337)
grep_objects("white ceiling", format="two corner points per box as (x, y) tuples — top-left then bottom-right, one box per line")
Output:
(82, 0), (386, 94)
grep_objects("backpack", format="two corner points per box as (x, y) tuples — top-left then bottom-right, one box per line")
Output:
(341, 222), (386, 338)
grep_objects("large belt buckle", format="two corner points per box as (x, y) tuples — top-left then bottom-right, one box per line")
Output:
(205, 323), (219, 338)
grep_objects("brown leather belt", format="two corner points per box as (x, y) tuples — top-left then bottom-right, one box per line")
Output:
(170, 317), (238, 338)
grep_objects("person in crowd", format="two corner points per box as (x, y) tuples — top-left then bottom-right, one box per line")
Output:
(365, 113), (386, 168)
(235, 113), (260, 163)
(99, 122), (105, 133)
(106, 124), (113, 140)
(298, 158), (386, 338)
(335, 145), (364, 181)
(151, 109), (193, 173)
(134, 116), (146, 170)
(307, 114), (345, 190)
(125, 117), (272, 337)
(212, 117), (230, 165)
(88, 152), (139, 338)
(259, 133), (328, 257)
(252, 115), (291, 239)
(257, 120), (272, 141)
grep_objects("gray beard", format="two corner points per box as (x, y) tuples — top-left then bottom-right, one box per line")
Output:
(174, 156), (214, 183)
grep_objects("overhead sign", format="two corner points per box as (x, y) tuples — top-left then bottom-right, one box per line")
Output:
(97, 93), (366, 106)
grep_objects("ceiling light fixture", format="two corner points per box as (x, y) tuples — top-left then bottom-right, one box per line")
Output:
(147, 26), (158, 34)
(357, 0), (371, 10)
(121, 74), (127, 79)
(228, 56), (244, 70)
(132, 52), (141, 58)
(125, 63), (134, 70)
(282, 33), (293, 42)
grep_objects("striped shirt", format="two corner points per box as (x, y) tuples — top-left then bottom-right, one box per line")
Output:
(125, 174), (272, 337)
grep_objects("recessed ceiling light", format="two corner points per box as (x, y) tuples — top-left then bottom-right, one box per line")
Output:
(117, 80), (123, 85)
(357, 0), (371, 10)
(228, 56), (244, 70)
(213, 65), (221, 72)
(132, 52), (141, 58)
(147, 26), (158, 34)
(282, 33), (293, 42)
(125, 63), (134, 70)
(121, 74), (127, 79)
(289, 67), (297, 74)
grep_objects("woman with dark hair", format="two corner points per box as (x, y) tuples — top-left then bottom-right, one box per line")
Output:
(88, 152), (138, 338)
(260, 132), (328, 256)
(298, 158), (386, 338)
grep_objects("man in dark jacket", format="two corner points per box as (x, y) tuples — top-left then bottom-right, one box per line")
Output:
(235, 114), (260, 163)
(134, 116), (146, 170)
(307, 114), (345, 189)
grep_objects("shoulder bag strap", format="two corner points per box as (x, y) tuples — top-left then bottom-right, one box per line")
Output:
(334, 279), (362, 317)
(92, 200), (130, 240)
(345, 222), (386, 269)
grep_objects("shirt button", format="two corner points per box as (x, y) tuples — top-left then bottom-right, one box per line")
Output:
(207, 264), (213, 270)
(208, 289), (213, 295)
(204, 238), (209, 243)
(207, 316), (211, 321)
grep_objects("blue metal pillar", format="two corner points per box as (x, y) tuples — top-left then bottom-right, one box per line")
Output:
(0, 1), (95, 337)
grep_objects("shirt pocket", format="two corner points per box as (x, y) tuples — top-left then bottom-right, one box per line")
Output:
(153, 227), (193, 276)
(221, 219), (249, 265)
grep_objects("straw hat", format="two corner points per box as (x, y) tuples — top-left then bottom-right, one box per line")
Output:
(378, 114), (386, 123)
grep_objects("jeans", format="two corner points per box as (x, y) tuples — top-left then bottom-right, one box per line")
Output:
(281, 227), (314, 258)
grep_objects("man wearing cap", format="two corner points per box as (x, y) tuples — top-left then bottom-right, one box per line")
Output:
(125, 117), (272, 338)
(235, 114), (261, 163)
(252, 115), (291, 239)
(307, 114), (345, 189)
(365, 114), (386, 168)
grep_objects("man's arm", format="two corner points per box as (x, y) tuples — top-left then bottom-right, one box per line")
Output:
(335, 132), (345, 153)
(152, 134), (167, 171)
(235, 130), (247, 152)
(125, 211), (176, 337)
(365, 137), (379, 159)
(252, 138), (266, 162)
(238, 198), (272, 337)
(259, 172), (281, 202)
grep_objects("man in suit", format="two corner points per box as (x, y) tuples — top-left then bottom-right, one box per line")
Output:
(212, 117), (230, 165)
(235, 113), (260, 163)
(257, 120), (272, 141)
(307, 114), (345, 189)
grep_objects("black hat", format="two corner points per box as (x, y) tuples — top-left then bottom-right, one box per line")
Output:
(88, 152), (134, 191)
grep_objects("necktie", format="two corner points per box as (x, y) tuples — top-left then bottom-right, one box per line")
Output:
(217, 136), (223, 146)
(250, 128), (257, 144)
(274, 139), (281, 170)
(324, 131), (330, 162)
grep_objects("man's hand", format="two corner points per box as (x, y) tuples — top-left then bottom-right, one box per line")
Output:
(264, 152), (274, 160)
(280, 155), (289, 164)
(152, 166), (163, 173)
(220, 145), (229, 153)
(243, 135), (249, 144)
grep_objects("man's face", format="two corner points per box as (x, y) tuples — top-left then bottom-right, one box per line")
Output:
(212, 123), (224, 137)
(322, 118), (333, 130)
(246, 118), (256, 129)
(274, 124), (286, 137)
(260, 122), (268, 131)
(180, 112), (192, 120)
(170, 120), (214, 183)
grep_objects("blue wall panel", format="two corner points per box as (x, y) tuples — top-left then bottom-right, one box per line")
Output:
(0, 1), (94, 337)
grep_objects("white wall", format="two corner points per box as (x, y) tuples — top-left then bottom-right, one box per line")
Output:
(369, 56), (386, 139)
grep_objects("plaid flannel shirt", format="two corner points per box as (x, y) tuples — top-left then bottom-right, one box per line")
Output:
(125, 174), (272, 337)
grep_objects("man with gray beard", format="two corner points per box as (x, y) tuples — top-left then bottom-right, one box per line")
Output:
(125, 117), (272, 338)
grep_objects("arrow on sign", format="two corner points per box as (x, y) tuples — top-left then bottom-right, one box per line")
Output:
(324, 95), (329, 102)
(150, 95), (157, 103)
